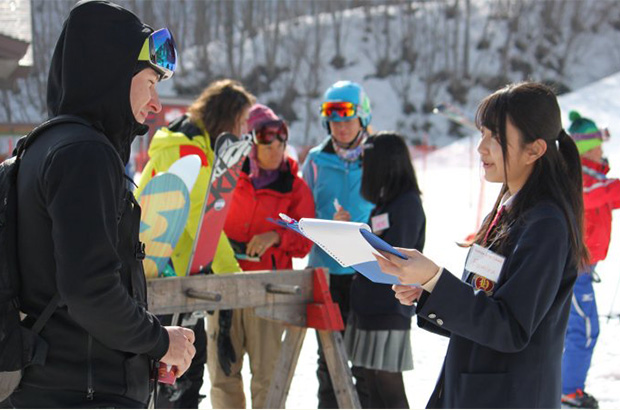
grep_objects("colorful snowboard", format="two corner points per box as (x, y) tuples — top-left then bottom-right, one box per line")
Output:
(186, 133), (253, 275)
(138, 155), (201, 278)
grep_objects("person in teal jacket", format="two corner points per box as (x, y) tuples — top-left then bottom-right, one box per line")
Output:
(302, 80), (374, 408)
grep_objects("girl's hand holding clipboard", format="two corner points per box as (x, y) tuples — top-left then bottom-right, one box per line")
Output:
(374, 247), (439, 287)
(392, 285), (424, 306)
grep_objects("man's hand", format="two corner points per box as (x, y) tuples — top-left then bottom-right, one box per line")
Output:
(161, 326), (196, 377)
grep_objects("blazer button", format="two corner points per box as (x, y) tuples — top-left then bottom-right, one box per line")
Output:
(437, 319), (444, 326)
(428, 313), (437, 319)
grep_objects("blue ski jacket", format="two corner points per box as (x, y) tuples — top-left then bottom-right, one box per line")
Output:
(301, 137), (374, 275)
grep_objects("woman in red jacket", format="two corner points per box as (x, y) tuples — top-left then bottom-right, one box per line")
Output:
(210, 104), (314, 408)
(224, 104), (315, 270)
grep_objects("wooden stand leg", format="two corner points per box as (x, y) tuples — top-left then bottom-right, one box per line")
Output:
(265, 326), (308, 409)
(318, 330), (361, 409)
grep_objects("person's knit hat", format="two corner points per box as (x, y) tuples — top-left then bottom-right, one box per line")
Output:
(568, 110), (603, 154)
(247, 103), (279, 131)
(246, 103), (287, 180)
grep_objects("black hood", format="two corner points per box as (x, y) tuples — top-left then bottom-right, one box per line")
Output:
(47, 0), (151, 164)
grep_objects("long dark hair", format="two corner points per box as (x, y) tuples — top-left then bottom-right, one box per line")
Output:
(472, 82), (588, 268)
(361, 131), (421, 205)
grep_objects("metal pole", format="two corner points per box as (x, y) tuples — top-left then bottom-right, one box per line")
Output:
(606, 272), (620, 323)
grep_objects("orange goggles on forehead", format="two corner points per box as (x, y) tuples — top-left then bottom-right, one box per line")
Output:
(320, 101), (356, 120)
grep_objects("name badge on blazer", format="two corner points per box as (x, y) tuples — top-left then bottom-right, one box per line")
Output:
(371, 212), (390, 234)
(465, 244), (505, 294)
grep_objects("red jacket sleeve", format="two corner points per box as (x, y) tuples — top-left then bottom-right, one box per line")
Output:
(276, 176), (315, 257)
(583, 177), (620, 210)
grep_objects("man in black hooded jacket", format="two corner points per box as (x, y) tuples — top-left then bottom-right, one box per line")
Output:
(10, 1), (195, 408)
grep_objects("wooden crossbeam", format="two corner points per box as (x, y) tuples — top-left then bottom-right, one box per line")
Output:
(147, 269), (314, 318)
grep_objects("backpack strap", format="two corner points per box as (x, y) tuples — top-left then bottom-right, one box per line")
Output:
(15, 115), (92, 159)
(30, 293), (61, 335)
(16, 115), (93, 334)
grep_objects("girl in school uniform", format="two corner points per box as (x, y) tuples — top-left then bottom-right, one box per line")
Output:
(377, 82), (588, 408)
(344, 132), (426, 408)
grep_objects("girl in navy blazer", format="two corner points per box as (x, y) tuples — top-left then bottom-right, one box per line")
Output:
(377, 82), (588, 408)
(345, 132), (426, 408)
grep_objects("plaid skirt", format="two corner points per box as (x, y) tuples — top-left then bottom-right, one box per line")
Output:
(344, 320), (413, 372)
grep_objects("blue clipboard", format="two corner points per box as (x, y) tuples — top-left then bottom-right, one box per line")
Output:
(359, 228), (407, 259)
(269, 215), (412, 285)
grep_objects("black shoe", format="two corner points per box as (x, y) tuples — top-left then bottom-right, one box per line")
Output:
(561, 389), (599, 409)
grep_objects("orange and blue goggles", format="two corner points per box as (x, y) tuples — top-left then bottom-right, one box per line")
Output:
(252, 120), (289, 145)
(320, 101), (356, 121)
(138, 28), (177, 80)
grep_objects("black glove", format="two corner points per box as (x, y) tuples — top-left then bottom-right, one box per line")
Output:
(217, 309), (236, 376)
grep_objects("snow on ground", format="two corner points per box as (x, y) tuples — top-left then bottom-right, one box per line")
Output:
(199, 72), (620, 408)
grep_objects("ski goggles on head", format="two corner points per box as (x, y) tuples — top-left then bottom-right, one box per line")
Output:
(138, 28), (177, 80)
(571, 127), (611, 142)
(320, 101), (357, 121)
(252, 120), (289, 145)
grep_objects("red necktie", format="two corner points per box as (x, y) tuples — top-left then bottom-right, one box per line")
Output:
(482, 206), (505, 245)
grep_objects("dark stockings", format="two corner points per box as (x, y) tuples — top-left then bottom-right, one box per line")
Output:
(363, 368), (409, 409)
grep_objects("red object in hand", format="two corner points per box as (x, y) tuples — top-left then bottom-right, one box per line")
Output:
(158, 362), (177, 385)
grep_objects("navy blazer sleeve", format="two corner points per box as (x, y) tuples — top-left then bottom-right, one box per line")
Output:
(416, 290), (452, 338)
(416, 205), (570, 353)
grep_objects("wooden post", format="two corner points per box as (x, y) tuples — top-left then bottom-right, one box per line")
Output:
(264, 326), (307, 408)
(318, 330), (361, 409)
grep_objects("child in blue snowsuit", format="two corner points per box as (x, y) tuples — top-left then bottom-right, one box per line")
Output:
(562, 111), (620, 409)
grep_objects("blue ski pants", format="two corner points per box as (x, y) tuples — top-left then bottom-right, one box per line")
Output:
(562, 268), (600, 394)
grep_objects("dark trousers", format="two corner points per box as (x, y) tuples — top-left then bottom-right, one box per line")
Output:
(316, 274), (369, 408)
(156, 316), (206, 409)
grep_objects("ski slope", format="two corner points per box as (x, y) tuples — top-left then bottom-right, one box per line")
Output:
(199, 72), (620, 408)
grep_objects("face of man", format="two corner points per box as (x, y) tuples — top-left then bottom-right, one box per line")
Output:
(130, 68), (162, 123)
(329, 118), (362, 145)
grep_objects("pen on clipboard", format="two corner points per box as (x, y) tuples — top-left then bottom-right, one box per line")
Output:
(279, 213), (297, 224)
(333, 198), (342, 212)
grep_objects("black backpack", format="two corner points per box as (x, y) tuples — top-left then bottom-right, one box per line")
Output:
(0, 115), (91, 401)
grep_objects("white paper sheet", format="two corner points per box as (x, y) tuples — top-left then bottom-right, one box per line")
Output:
(298, 219), (377, 267)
